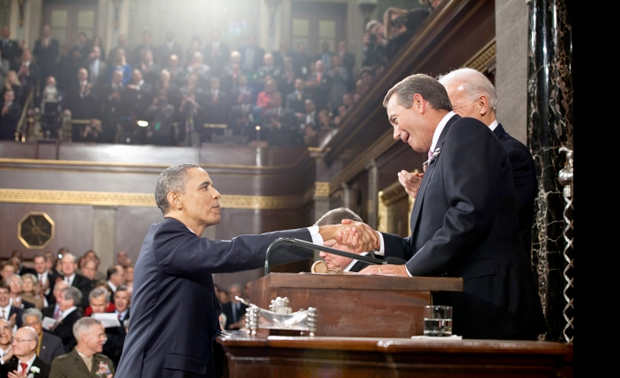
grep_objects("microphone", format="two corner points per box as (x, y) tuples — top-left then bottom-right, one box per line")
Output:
(265, 237), (386, 275)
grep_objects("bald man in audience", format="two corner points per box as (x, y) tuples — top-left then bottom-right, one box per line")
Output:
(21, 308), (65, 364)
(0, 326), (51, 378)
(49, 317), (114, 378)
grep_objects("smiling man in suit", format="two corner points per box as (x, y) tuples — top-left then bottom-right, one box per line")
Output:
(114, 163), (378, 378)
(0, 326), (51, 378)
(50, 286), (83, 353)
(21, 308), (65, 364)
(350, 74), (546, 340)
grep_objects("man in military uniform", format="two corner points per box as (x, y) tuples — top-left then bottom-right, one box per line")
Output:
(49, 317), (114, 378)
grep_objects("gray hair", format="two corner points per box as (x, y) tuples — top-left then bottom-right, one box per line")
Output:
(314, 207), (363, 226)
(88, 286), (110, 303)
(383, 74), (452, 112)
(61, 252), (77, 264)
(22, 307), (43, 324)
(22, 273), (38, 286)
(73, 317), (102, 340)
(437, 67), (498, 111)
(62, 286), (83, 305)
(154, 163), (200, 214)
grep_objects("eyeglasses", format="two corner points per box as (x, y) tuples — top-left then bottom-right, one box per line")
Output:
(11, 338), (35, 343)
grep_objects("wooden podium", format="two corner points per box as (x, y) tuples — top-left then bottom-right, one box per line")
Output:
(247, 273), (463, 338)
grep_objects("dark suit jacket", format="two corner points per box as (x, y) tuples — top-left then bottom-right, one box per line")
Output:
(262, 107), (301, 146)
(8, 305), (24, 327)
(382, 114), (546, 340)
(493, 124), (538, 254)
(114, 217), (313, 378)
(51, 308), (84, 353)
(39, 331), (66, 364)
(33, 38), (60, 78)
(67, 274), (94, 309)
(0, 100), (21, 140)
(0, 39), (22, 70)
(285, 90), (311, 114)
(49, 348), (114, 378)
(1, 356), (50, 378)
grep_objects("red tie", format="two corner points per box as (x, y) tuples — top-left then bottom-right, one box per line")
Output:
(20, 362), (28, 373)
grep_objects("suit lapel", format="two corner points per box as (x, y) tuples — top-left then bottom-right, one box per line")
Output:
(409, 116), (458, 235)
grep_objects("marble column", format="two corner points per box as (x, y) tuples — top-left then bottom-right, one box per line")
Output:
(527, 0), (573, 342)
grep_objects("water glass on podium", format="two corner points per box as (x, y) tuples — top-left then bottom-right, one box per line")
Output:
(423, 305), (453, 337)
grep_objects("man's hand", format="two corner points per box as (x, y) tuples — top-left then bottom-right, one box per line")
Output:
(8, 370), (27, 378)
(359, 264), (408, 276)
(318, 222), (379, 253)
(398, 170), (423, 199)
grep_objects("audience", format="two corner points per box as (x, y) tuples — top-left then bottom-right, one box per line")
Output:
(1, 5), (438, 147)
(0, 325), (51, 377)
(21, 308), (65, 364)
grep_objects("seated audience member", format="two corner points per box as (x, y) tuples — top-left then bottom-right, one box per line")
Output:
(38, 76), (67, 138)
(298, 98), (317, 136)
(81, 250), (105, 281)
(32, 253), (56, 307)
(138, 49), (160, 87)
(115, 251), (130, 268)
(333, 104), (348, 126)
(262, 91), (300, 146)
(0, 325), (51, 378)
(186, 51), (211, 89)
(7, 274), (32, 310)
(103, 285), (131, 368)
(0, 89), (21, 140)
(10, 256), (35, 276)
(50, 286), (84, 353)
(164, 54), (186, 87)
(2, 70), (24, 106)
(79, 259), (99, 284)
(124, 68), (154, 122)
(49, 317), (115, 378)
(0, 283), (24, 327)
(256, 53), (283, 87)
(0, 264), (15, 284)
(314, 208), (374, 272)
(0, 319), (10, 363)
(21, 308), (65, 364)
(222, 284), (248, 330)
(256, 78), (278, 112)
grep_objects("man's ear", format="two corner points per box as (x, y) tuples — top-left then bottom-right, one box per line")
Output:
(412, 93), (425, 113)
(476, 95), (490, 117)
(167, 192), (180, 210)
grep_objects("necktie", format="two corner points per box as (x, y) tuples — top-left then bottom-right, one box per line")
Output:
(20, 362), (28, 373)
(1, 309), (4, 319)
(54, 307), (61, 319)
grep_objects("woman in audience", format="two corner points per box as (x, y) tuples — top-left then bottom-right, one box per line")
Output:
(2, 70), (24, 106)
(21, 273), (44, 309)
(108, 48), (132, 85)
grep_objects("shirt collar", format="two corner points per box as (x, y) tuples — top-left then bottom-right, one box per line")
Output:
(343, 252), (368, 272)
(488, 119), (499, 131)
(430, 111), (457, 153)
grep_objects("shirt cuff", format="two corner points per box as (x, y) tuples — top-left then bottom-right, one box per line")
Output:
(374, 232), (385, 256)
(307, 225), (323, 245)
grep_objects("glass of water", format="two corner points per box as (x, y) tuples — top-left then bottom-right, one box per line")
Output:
(423, 305), (453, 337)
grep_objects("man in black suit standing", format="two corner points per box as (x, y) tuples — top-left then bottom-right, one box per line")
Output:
(0, 89), (20, 140)
(221, 284), (247, 330)
(58, 253), (92, 309)
(0, 326), (51, 378)
(33, 25), (60, 90)
(114, 163), (377, 378)
(21, 308), (65, 364)
(0, 26), (23, 71)
(353, 74), (546, 340)
(399, 68), (538, 257)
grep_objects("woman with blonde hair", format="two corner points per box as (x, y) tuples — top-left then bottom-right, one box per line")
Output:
(20, 273), (45, 309)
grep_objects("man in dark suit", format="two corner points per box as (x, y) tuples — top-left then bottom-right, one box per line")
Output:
(103, 285), (130, 368)
(33, 25), (60, 90)
(158, 30), (184, 67)
(239, 35), (265, 74)
(49, 317), (114, 378)
(59, 253), (92, 309)
(0, 326), (50, 378)
(21, 308), (65, 364)
(50, 286), (84, 353)
(0, 26), (23, 71)
(221, 284), (247, 330)
(114, 163), (377, 378)
(285, 78), (311, 115)
(0, 284), (25, 328)
(306, 60), (332, 111)
(262, 91), (301, 146)
(354, 74), (546, 340)
(0, 89), (20, 140)
(400, 68), (538, 257)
